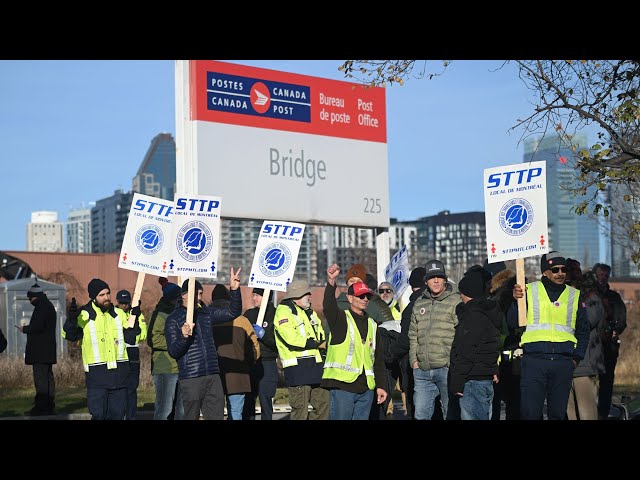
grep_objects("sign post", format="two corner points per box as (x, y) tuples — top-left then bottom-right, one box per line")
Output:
(483, 161), (549, 326)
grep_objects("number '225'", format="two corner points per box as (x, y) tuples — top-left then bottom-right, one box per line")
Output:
(364, 198), (381, 213)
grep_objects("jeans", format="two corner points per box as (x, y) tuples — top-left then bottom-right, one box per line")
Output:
(413, 366), (449, 420)
(153, 373), (184, 420)
(226, 394), (245, 420)
(520, 355), (574, 420)
(244, 359), (278, 420)
(329, 389), (374, 420)
(460, 380), (494, 420)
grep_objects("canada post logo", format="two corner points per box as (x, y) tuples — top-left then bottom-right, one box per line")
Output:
(176, 221), (213, 262)
(499, 198), (534, 236)
(258, 242), (292, 277)
(135, 225), (163, 255)
(207, 72), (310, 122)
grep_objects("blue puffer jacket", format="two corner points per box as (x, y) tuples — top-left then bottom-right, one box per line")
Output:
(166, 289), (242, 380)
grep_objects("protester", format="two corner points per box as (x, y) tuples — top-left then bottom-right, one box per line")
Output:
(336, 263), (393, 325)
(513, 252), (589, 420)
(18, 282), (57, 416)
(322, 264), (388, 420)
(243, 288), (278, 420)
(114, 289), (146, 420)
(63, 278), (140, 420)
(593, 262), (627, 419)
(409, 259), (460, 420)
(165, 269), (242, 420)
(449, 267), (501, 420)
(148, 282), (184, 420)
(274, 279), (329, 420)
(212, 314), (260, 420)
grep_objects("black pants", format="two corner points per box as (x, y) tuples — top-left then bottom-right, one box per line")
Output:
(125, 361), (140, 420)
(598, 342), (620, 418)
(32, 363), (55, 414)
(520, 355), (574, 420)
(492, 359), (521, 420)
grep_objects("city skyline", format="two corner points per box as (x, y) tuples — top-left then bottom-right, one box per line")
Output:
(1, 60), (596, 252)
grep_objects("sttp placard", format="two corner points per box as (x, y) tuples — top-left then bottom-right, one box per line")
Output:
(484, 161), (549, 263)
(248, 221), (306, 292)
(384, 244), (410, 300)
(119, 193), (174, 276)
(169, 193), (222, 279)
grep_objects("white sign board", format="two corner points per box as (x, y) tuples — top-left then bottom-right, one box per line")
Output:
(169, 194), (222, 279)
(384, 245), (410, 300)
(118, 193), (174, 276)
(176, 60), (389, 228)
(484, 161), (549, 263)
(248, 221), (306, 292)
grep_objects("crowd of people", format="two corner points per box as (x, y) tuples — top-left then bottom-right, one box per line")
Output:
(5, 253), (628, 420)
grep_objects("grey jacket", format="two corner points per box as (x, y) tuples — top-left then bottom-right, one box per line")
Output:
(408, 282), (460, 371)
(574, 290), (606, 377)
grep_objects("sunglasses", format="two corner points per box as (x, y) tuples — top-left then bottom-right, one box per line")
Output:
(354, 294), (372, 300)
(550, 266), (567, 273)
(378, 288), (393, 294)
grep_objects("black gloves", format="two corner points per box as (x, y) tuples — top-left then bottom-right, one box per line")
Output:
(68, 297), (78, 325)
(131, 303), (142, 318)
(304, 338), (320, 350)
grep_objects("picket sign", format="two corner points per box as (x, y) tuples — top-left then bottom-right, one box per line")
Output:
(516, 258), (526, 327)
(256, 289), (271, 329)
(128, 273), (146, 328)
(185, 277), (196, 328)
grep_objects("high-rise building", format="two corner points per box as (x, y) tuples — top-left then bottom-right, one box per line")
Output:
(401, 210), (487, 282)
(523, 134), (600, 267)
(66, 207), (92, 253)
(607, 183), (640, 277)
(91, 190), (134, 253)
(132, 133), (176, 201)
(26, 211), (64, 252)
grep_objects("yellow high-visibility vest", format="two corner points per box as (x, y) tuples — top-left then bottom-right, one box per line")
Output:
(521, 281), (578, 346)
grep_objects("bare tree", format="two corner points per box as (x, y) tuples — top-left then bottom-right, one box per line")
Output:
(339, 60), (640, 264)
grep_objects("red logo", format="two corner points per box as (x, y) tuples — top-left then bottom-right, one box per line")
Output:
(251, 82), (271, 114)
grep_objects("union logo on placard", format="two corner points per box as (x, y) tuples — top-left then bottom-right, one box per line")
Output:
(135, 225), (163, 255)
(258, 243), (292, 277)
(176, 221), (213, 263)
(392, 270), (403, 292)
(499, 198), (534, 236)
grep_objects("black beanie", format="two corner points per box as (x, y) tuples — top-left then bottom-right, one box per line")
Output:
(540, 251), (566, 274)
(27, 282), (44, 298)
(88, 278), (110, 299)
(181, 279), (203, 294)
(409, 267), (427, 288)
(458, 271), (486, 299)
(211, 284), (230, 301)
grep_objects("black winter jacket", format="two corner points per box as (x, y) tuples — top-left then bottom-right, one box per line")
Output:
(244, 303), (278, 360)
(166, 288), (242, 380)
(23, 294), (57, 364)
(449, 297), (501, 395)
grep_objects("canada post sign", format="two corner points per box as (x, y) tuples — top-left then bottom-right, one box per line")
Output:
(181, 60), (389, 228)
(484, 161), (549, 263)
(207, 72), (311, 123)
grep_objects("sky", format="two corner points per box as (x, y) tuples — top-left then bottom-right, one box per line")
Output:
(0, 60), (545, 251)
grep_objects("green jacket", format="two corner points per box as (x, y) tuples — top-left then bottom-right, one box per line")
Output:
(150, 303), (179, 375)
(408, 282), (460, 370)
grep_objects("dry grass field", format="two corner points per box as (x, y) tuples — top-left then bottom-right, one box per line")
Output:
(1, 303), (638, 414)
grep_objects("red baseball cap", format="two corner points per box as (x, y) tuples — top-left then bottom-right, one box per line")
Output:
(348, 282), (374, 297)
